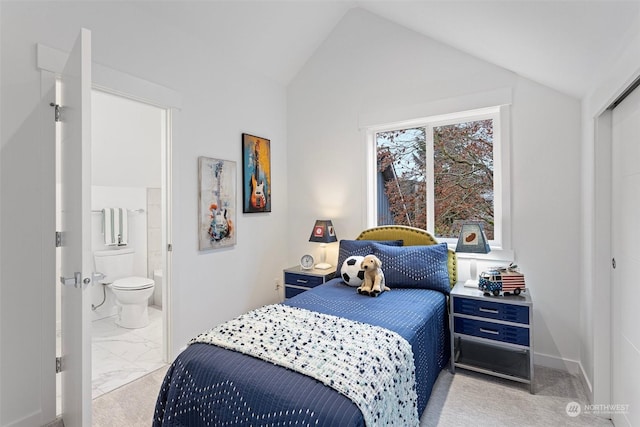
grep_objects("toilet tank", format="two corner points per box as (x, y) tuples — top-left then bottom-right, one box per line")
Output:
(94, 247), (135, 282)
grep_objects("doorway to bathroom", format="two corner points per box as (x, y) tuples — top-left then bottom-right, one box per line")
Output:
(55, 85), (172, 414)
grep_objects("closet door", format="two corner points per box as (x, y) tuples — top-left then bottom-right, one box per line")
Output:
(611, 84), (640, 427)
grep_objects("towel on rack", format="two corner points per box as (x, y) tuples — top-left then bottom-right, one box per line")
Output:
(102, 208), (128, 246)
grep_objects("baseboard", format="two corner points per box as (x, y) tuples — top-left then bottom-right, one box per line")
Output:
(42, 418), (64, 427)
(534, 351), (581, 374)
(534, 351), (593, 402)
(3, 411), (55, 427)
(578, 361), (594, 403)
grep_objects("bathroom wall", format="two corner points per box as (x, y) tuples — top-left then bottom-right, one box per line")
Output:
(89, 89), (163, 320)
(90, 186), (148, 320)
(147, 188), (162, 307)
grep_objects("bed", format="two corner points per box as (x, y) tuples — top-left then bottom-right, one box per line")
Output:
(154, 226), (457, 426)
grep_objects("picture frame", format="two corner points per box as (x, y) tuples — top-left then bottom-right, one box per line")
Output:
(198, 156), (237, 250)
(242, 133), (271, 213)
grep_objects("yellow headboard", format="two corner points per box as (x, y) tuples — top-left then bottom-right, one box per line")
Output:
(356, 225), (457, 288)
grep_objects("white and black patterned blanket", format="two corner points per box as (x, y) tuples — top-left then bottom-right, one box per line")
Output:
(190, 304), (419, 427)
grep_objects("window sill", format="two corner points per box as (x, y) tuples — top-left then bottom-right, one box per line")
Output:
(446, 245), (515, 263)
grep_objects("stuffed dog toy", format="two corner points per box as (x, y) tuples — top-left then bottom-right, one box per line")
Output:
(357, 254), (390, 297)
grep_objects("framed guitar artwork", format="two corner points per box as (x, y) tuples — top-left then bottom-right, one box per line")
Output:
(242, 133), (271, 213)
(198, 156), (237, 250)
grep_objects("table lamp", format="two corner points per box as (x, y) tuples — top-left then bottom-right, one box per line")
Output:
(455, 222), (491, 287)
(309, 219), (337, 269)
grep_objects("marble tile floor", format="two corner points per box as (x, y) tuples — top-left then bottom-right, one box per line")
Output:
(91, 306), (166, 399)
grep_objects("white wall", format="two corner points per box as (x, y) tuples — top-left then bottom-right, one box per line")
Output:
(0, 2), (4, 423)
(0, 2), (288, 426)
(287, 8), (582, 371)
(91, 90), (162, 188)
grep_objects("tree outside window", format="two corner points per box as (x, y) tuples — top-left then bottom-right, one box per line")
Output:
(376, 119), (494, 240)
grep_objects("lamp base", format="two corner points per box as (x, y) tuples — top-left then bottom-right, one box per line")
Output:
(464, 279), (480, 288)
(314, 262), (332, 270)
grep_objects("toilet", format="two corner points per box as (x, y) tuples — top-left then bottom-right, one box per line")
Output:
(94, 247), (155, 329)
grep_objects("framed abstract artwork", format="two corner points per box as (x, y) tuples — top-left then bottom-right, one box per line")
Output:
(198, 156), (237, 250)
(242, 133), (271, 213)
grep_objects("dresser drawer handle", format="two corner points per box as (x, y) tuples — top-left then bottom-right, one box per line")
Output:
(479, 328), (499, 335)
(296, 279), (309, 284)
(479, 307), (499, 314)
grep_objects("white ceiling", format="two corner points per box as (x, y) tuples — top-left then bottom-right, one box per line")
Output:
(360, 1), (640, 99)
(144, 1), (640, 99)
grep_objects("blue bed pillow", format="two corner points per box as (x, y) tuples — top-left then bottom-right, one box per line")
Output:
(335, 239), (403, 278)
(371, 242), (451, 294)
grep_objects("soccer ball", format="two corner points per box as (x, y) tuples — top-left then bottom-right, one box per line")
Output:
(341, 255), (365, 287)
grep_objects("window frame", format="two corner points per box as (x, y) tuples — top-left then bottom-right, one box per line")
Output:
(366, 105), (512, 256)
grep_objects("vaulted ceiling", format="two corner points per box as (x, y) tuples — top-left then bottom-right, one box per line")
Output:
(144, 1), (640, 99)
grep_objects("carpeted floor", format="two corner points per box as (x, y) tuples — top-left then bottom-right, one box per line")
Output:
(92, 365), (169, 427)
(92, 364), (613, 426)
(422, 367), (612, 427)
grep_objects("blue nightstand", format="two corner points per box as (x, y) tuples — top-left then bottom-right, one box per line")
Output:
(450, 282), (534, 393)
(283, 266), (336, 299)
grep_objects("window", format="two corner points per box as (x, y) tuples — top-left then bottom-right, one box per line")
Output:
(368, 106), (508, 249)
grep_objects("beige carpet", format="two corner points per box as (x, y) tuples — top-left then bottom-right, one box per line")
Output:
(422, 367), (612, 427)
(92, 364), (613, 426)
(92, 365), (169, 427)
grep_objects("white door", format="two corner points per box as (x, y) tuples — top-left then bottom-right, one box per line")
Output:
(59, 28), (92, 427)
(611, 85), (640, 427)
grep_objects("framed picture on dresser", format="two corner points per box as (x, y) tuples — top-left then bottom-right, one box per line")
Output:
(242, 133), (271, 213)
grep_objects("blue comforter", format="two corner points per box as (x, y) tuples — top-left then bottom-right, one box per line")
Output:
(153, 279), (449, 426)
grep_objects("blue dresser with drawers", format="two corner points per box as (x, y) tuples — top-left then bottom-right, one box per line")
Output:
(450, 282), (534, 393)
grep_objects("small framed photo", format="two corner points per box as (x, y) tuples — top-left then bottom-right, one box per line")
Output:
(242, 133), (271, 213)
(198, 157), (237, 250)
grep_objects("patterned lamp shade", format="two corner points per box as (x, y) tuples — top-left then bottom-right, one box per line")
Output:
(455, 222), (491, 254)
(309, 220), (338, 244)
(455, 222), (490, 287)
(309, 220), (337, 270)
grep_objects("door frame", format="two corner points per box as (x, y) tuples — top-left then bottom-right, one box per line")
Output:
(88, 87), (174, 361)
(37, 41), (181, 419)
(592, 109), (612, 408)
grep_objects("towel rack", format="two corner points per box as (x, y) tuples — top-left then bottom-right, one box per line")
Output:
(91, 208), (145, 214)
